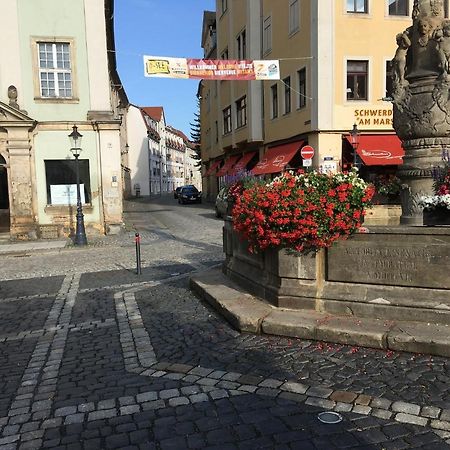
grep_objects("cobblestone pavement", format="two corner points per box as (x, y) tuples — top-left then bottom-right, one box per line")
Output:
(0, 197), (450, 449)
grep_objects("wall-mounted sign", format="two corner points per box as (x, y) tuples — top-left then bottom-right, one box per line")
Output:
(354, 108), (393, 126)
(321, 161), (338, 174)
(50, 184), (85, 205)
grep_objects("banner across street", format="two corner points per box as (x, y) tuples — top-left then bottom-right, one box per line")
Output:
(144, 55), (280, 80)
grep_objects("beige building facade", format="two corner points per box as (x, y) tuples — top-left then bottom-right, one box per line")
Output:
(200, 0), (429, 199)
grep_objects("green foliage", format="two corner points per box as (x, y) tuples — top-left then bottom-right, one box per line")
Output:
(190, 99), (201, 167)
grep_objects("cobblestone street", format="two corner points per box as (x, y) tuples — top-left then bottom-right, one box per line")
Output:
(0, 197), (449, 449)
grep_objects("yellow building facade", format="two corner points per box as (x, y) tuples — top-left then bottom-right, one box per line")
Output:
(200, 0), (435, 199)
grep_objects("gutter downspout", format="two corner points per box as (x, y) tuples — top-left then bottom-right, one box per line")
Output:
(92, 120), (107, 234)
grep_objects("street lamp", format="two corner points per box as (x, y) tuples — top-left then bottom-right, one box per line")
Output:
(68, 125), (88, 246)
(349, 123), (360, 169)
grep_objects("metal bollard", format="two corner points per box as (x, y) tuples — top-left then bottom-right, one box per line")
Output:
(135, 232), (142, 275)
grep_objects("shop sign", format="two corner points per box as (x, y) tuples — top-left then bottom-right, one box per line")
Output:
(354, 109), (393, 126)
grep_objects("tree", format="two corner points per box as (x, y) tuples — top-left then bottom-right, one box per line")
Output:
(190, 98), (202, 168)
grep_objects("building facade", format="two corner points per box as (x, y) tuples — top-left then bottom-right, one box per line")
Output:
(126, 106), (201, 197)
(200, 0), (426, 199)
(0, 0), (128, 240)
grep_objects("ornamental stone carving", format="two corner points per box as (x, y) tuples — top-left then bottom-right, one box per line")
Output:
(392, 0), (450, 225)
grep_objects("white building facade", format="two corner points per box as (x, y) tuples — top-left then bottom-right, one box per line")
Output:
(126, 106), (200, 196)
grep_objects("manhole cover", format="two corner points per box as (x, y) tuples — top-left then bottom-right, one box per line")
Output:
(317, 411), (343, 424)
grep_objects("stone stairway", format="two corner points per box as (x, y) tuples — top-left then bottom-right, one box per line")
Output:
(0, 231), (10, 244)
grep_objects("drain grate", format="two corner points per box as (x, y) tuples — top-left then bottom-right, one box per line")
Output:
(317, 411), (343, 424)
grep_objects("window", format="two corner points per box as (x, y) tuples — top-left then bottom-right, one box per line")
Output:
(446, 0), (449, 17)
(221, 48), (229, 60)
(236, 96), (247, 128)
(283, 76), (291, 114)
(347, 0), (368, 13)
(263, 16), (272, 54)
(385, 60), (393, 97)
(221, 0), (228, 14)
(38, 42), (72, 98)
(236, 29), (246, 59)
(223, 106), (232, 134)
(45, 160), (91, 205)
(298, 68), (306, 109)
(271, 84), (278, 118)
(347, 60), (368, 100)
(388, 0), (408, 16)
(215, 120), (219, 142)
(289, 0), (300, 34)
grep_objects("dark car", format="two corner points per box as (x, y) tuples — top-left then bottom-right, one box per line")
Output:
(178, 185), (202, 204)
(173, 186), (183, 199)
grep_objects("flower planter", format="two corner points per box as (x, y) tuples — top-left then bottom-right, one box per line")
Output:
(222, 225), (450, 328)
(423, 207), (450, 226)
(372, 193), (401, 205)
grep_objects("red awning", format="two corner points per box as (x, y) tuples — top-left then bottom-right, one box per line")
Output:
(347, 135), (404, 166)
(215, 155), (241, 177)
(228, 151), (257, 176)
(252, 141), (304, 175)
(204, 160), (222, 176)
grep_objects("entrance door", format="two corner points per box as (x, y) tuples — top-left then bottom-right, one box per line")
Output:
(0, 155), (9, 232)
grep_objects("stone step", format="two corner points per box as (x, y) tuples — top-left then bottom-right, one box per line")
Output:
(190, 268), (450, 358)
(0, 232), (10, 243)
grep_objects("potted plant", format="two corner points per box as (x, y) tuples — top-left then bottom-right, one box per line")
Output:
(231, 169), (374, 254)
(419, 166), (450, 226)
(372, 174), (402, 204)
(220, 171), (265, 217)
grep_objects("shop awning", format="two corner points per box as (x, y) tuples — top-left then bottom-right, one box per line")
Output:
(347, 135), (404, 166)
(216, 155), (241, 177)
(252, 141), (304, 175)
(228, 151), (257, 176)
(204, 160), (222, 176)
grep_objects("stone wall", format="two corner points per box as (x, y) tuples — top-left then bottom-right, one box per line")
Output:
(223, 219), (450, 325)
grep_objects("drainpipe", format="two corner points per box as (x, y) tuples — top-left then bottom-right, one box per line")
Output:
(92, 121), (107, 234)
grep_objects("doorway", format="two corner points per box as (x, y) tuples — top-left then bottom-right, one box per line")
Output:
(0, 154), (10, 233)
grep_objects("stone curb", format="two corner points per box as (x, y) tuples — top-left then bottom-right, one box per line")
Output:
(0, 240), (68, 255)
(190, 268), (450, 358)
(189, 268), (273, 333)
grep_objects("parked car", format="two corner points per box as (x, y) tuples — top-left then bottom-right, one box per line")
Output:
(173, 186), (183, 199)
(215, 187), (228, 218)
(178, 185), (202, 204)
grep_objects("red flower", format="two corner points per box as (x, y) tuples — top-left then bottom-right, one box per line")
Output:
(232, 170), (373, 253)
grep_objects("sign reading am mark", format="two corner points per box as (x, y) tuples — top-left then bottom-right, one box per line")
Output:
(354, 109), (393, 126)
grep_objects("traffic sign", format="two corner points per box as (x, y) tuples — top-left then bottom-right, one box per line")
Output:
(302, 158), (312, 167)
(301, 145), (315, 160)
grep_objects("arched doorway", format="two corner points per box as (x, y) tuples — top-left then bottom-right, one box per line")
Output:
(0, 154), (9, 233)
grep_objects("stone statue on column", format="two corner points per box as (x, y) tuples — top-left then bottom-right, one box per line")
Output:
(392, 0), (450, 224)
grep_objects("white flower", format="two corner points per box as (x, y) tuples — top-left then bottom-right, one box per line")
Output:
(418, 194), (450, 210)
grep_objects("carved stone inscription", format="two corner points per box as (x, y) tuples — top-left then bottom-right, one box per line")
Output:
(327, 236), (450, 289)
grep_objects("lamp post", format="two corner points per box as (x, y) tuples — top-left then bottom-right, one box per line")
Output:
(349, 123), (360, 169)
(68, 125), (88, 246)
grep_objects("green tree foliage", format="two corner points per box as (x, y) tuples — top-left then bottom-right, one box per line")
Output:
(190, 99), (202, 168)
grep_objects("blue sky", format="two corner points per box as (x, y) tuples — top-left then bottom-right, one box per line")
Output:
(114, 0), (215, 137)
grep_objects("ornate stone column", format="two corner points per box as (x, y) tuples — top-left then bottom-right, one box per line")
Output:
(0, 98), (37, 239)
(6, 125), (37, 239)
(392, 0), (449, 225)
